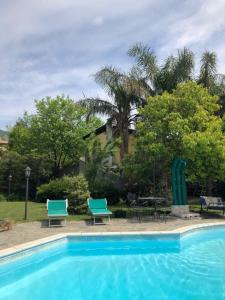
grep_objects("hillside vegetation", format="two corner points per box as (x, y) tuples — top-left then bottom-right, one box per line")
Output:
(0, 130), (8, 140)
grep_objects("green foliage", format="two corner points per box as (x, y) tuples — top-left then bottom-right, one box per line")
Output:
(90, 180), (121, 205)
(9, 95), (101, 177)
(128, 43), (225, 104)
(0, 129), (8, 140)
(8, 113), (33, 154)
(84, 137), (120, 186)
(184, 123), (225, 183)
(129, 44), (194, 94)
(79, 66), (144, 160)
(0, 194), (7, 202)
(198, 51), (217, 92)
(0, 151), (51, 199)
(0, 151), (24, 197)
(84, 137), (121, 204)
(37, 175), (90, 213)
(124, 81), (225, 193)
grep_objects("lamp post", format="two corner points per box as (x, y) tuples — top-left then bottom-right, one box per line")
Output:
(8, 174), (12, 199)
(24, 166), (31, 220)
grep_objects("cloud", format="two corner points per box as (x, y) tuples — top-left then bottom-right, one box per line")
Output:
(93, 16), (104, 26)
(0, 0), (225, 129)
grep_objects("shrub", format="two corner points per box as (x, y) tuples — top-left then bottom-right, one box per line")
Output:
(37, 175), (90, 213)
(0, 194), (7, 202)
(114, 209), (127, 218)
(90, 180), (121, 205)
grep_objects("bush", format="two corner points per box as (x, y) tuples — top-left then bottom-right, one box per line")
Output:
(0, 194), (7, 202)
(114, 209), (127, 218)
(37, 175), (90, 213)
(90, 180), (121, 205)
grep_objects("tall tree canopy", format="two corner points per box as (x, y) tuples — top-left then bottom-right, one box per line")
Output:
(9, 95), (101, 177)
(80, 45), (224, 165)
(79, 66), (144, 160)
(128, 43), (194, 94)
(128, 44), (225, 103)
(124, 81), (225, 194)
(198, 51), (217, 91)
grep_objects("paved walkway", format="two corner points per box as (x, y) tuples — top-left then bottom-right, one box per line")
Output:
(1, 216), (225, 250)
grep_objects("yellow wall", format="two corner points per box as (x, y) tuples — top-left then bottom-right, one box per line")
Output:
(96, 132), (108, 149)
(95, 132), (135, 165)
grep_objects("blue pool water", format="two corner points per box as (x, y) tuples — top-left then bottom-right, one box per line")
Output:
(1, 227), (225, 300)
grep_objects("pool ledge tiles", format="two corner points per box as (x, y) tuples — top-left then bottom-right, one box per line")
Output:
(1, 221), (225, 259)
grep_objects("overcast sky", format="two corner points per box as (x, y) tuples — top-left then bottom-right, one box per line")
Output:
(1, 0), (225, 129)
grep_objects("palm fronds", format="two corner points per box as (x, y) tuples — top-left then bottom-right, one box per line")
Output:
(198, 51), (217, 90)
(128, 43), (158, 82)
(78, 98), (117, 117)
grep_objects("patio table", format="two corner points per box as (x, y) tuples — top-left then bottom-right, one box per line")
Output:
(133, 196), (167, 222)
(137, 196), (167, 212)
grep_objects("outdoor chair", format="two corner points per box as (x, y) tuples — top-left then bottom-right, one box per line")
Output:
(199, 196), (225, 215)
(87, 198), (112, 225)
(47, 199), (68, 227)
(127, 193), (167, 223)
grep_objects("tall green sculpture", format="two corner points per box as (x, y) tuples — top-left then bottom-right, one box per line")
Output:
(171, 158), (187, 205)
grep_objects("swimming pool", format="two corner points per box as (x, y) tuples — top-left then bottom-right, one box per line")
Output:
(1, 226), (225, 300)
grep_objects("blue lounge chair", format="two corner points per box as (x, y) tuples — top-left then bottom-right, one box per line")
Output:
(87, 198), (112, 225)
(47, 199), (68, 227)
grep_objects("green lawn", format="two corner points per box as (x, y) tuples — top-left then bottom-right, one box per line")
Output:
(0, 201), (170, 223)
(0, 200), (222, 223)
(0, 201), (158, 223)
(0, 201), (88, 222)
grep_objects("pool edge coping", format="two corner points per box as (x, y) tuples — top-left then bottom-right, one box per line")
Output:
(1, 221), (225, 258)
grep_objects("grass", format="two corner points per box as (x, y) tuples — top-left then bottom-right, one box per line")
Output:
(0, 201), (170, 223)
(0, 200), (224, 223)
(0, 201), (88, 222)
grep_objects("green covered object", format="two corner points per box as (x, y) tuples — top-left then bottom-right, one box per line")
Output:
(47, 199), (68, 227)
(87, 198), (112, 224)
(171, 158), (187, 205)
(47, 200), (68, 216)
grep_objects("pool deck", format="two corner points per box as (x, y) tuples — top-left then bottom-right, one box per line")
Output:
(1, 216), (225, 255)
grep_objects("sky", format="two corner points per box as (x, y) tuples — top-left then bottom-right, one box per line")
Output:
(1, 0), (225, 129)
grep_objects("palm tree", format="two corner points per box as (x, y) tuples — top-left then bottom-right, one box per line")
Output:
(79, 67), (143, 160)
(198, 51), (217, 92)
(198, 51), (225, 116)
(128, 43), (194, 94)
(128, 44), (158, 96)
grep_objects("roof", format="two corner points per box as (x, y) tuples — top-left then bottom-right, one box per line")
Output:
(83, 123), (135, 139)
(0, 138), (8, 145)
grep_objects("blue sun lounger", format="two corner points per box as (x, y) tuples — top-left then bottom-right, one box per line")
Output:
(47, 199), (68, 227)
(87, 198), (112, 225)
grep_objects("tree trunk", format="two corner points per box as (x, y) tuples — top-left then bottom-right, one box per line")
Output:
(206, 178), (213, 196)
(120, 125), (129, 161)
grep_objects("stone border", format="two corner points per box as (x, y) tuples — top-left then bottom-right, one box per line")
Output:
(1, 221), (225, 259)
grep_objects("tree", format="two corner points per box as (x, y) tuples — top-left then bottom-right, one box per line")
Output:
(9, 95), (101, 177)
(197, 51), (225, 117)
(0, 151), (51, 199)
(124, 81), (225, 194)
(84, 137), (119, 189)
(79, 67), (143, 160)
(129, 43), (225, 115)
(128, 43), (194, 94)
(198, 51), (217, 92)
